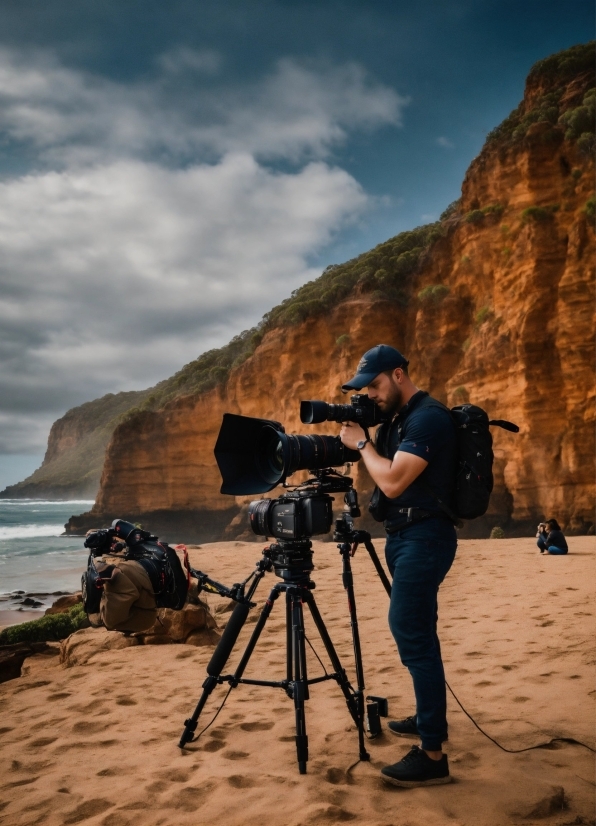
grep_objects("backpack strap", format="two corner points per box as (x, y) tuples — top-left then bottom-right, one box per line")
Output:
(488, 419), (520, 433)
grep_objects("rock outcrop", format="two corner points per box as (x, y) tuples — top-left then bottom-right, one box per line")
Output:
(51, 44), (596, 539)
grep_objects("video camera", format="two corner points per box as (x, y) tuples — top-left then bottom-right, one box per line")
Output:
(214, 398), (378, 545)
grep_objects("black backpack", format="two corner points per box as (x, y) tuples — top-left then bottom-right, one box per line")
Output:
(369, 400), (518, 524)
(131, 540), (189, 610)
(447, 404), (519, 521)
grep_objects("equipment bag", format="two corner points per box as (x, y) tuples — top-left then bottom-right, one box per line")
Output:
(449, 404), (519, 520)
(131, 540), (189, 610)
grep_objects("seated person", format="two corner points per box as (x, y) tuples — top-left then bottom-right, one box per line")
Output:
(536, 519), (568, 555)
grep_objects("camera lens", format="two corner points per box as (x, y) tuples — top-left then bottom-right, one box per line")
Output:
(255, 425), (286, 486)
(248, 499), (273, 535)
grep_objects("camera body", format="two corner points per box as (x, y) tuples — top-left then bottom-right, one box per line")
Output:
(248, 492), (333, 541)
(300, 394), (387, 428)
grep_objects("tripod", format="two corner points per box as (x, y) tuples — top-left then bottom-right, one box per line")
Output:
(179, 513), (387, 774)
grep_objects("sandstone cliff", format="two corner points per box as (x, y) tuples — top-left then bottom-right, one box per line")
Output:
(61, 43), (594, 539)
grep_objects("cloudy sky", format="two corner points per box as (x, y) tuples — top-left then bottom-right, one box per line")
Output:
(0, 0), (592, 489)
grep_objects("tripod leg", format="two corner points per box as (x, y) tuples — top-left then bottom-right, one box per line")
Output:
(178, 582), (277, 748)
(179, 599), (252, 747)
(304, 591), (370, 762)
(289, 589), (309, 774)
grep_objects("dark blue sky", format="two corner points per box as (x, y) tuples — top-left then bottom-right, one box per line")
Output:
(0, 0), (593, 487)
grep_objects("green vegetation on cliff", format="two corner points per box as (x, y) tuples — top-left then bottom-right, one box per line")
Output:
(485, 42), (595, 151)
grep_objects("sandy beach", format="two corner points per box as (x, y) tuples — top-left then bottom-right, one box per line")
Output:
(0, 536), (594, 826)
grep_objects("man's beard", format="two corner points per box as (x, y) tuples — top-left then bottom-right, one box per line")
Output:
(381, 380), (403, 416)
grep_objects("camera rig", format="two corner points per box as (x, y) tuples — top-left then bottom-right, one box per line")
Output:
(179, 457), (391, 773)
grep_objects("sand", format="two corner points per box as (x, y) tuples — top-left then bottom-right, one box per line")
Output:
(0, 536), (594, 826)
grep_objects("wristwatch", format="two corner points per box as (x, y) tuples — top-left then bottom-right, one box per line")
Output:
(356, 438), (371, 450)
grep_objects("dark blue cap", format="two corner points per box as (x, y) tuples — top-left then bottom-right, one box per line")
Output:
(341, 344), (409, 392)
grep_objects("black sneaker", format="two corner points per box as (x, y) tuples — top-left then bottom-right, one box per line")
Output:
(387, 716), (448, 742)
(387, 715), (419, 738)
(381, 746), (451, 787)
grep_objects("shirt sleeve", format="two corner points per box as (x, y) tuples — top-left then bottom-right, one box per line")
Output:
(396, 407), (451, 463)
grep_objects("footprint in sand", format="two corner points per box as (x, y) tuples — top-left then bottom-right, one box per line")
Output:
(72, 721), (105, 734)
(202, 738), (226, 752)
(239, 721), (275, 731)
(115, 698), (137, 706)
(222, 750), (249, 760)
(167, 770), (191, 783)
(325, 767), (352, 785)
(475, 680), (493, 687)
(63, 798), (113, 824)
(6, 777), (39, 788)
(227, 774), (256, 788)
(513, 696), (530, 702)
(27, 737), (58, 748)
(46, 692), (71, 701)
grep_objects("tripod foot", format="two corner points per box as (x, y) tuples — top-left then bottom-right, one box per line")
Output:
(299, 761), (307, 775)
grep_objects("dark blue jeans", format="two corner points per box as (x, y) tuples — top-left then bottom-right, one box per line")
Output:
(537, 536), (567, 554)
(385, 520), (457, 751)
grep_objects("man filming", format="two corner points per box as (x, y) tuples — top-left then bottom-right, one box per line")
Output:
(339, 343), (457, 787)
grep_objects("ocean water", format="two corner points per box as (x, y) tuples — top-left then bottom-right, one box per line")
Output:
(0, 499), (94, 626)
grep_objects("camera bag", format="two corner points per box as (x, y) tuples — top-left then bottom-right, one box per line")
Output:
(131, 540), (190, 610)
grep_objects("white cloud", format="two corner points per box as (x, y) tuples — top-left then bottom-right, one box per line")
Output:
(0, 155), (368, 452)
(436, 136), (455, 148)
(0, 48), (406, 457)
(0, 48), (407, 166)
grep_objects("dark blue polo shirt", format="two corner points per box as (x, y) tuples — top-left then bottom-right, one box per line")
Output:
(377, 391), (458, 521)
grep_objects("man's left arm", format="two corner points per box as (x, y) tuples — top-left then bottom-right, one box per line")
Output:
(340, 422), (428, 499)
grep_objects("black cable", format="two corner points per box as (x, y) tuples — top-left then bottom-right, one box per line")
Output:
(446, 679), (596, 754)
(304, 633), (329, 675)
(191, 685), (234, 742)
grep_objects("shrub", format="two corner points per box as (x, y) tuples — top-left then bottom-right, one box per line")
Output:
(335, 334), (350, 347)
(584, 197), (595, 222)
(490, 527), (506, 539)
(0, 603), (89, 645)
(418, 284), (450, 305)
(521, 205), (558, 223)
(465, 209), (485, 225)
(453, 386), (470, 403)
(440, 199), (461, 221)
(482, 203), (505, 218)
(501, 247), (512, 258)
(577, 131), (596, 155)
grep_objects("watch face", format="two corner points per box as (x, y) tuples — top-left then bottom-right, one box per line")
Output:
(357, 439), (367, 449)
